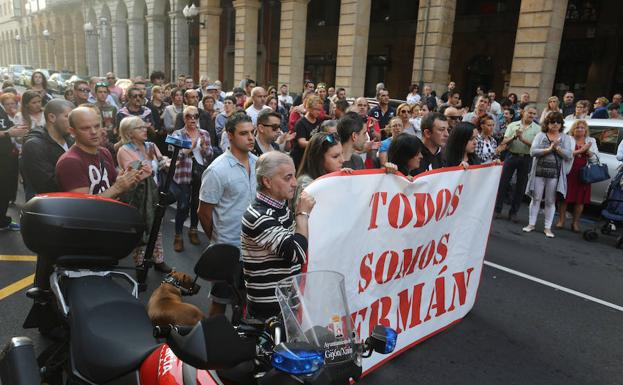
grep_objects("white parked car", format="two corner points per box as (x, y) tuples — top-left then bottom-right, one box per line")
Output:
(564, 118), (623, 205)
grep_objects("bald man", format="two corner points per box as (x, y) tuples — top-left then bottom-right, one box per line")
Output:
(245, 86), (271, 126)
(55, 107), (140, 198)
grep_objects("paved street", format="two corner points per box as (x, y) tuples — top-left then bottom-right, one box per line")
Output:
(1, 191), (622, 385)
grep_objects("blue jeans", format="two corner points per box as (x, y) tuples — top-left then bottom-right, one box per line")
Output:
(170, 180), (200, 234)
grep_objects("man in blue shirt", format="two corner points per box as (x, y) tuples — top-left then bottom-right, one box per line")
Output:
(198, 112), (257, 316)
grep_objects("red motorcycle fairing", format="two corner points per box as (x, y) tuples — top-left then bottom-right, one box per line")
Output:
(139, 344), (220, 385)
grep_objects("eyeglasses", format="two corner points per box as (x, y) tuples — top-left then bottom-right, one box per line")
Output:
(185, 114), (200, 120)
(77, 88), (90, 93)
(129, 94), (142, 99)
(399, 110), (409, 114)
(260, 123), (281, 131)
(446, 115), (462, 120)
(550, 121), (563, 125)
(96, 82), (109, 87)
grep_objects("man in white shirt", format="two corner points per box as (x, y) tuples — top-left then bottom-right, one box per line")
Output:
(278, 84), (293, 111)
(245, 87), (271, 126)
(488, 91), (502, 116)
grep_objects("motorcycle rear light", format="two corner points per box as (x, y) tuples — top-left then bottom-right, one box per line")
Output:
(370, 326), (398, 354)
(271, 343), (324, 375)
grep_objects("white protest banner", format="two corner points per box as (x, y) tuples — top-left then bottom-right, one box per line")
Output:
(304, 164), (502, 374)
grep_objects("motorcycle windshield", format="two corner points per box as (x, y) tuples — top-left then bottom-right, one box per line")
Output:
(275, 271), (360, 365)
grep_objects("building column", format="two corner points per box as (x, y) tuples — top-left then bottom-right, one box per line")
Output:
(86, 33), (99, 76)
(73, 30), (87, 75)
(30, 36), (40, 68)
(232, 0), (260, 85)
(146, 15), (166, 74)
(411, 0), (457, 93)
(127, 18), (147, 77)
(277, 0), (308, 93)
(62, 32), (74, 72)
(98, 23), (113, 74)
(198, 0), (222, 82)
(111, 20), (129, 78)
(169, 11), (189, 77)
(335, 0), (371, 98)
(509, 0), (568, 108)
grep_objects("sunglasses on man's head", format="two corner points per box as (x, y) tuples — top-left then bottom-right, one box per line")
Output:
(323, 133), (336, 144)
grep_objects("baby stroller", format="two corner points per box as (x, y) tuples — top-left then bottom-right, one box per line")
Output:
(583, 168), (623, 248)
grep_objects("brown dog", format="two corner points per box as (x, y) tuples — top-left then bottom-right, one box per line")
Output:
(147, 271), (205, 327)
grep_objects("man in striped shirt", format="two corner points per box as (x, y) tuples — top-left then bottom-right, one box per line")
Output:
(241, 151), (315, 320)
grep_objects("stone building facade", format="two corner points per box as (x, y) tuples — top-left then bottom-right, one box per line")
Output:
(0, 0), (621, 108)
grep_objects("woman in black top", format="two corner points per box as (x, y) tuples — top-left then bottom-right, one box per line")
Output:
(146, 85), (169, 155)
(290, 95), (323, 170)
(387, 134), (424, 179)
(445, 122), (481, 168)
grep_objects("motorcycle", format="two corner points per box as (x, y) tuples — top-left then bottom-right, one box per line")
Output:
(0, 195), (396, 385)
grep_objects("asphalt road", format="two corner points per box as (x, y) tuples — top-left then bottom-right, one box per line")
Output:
(1, 193), (622, 385)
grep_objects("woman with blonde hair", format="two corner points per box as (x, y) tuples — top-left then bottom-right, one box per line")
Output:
(396, 103), (417, 137)
(378, 117), (404, 166)
(555, 120), (597, 232)
(117, 116), (171, 272)
(540, 96), (561, 122)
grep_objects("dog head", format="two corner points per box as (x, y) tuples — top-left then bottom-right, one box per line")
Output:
(163, 271), (201, 296)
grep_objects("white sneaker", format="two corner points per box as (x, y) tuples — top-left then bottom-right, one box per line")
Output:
(544, 229), (555, 238)
(522, 225), (535, 233)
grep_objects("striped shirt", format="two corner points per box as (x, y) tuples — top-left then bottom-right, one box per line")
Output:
(241, 192), (308, 320)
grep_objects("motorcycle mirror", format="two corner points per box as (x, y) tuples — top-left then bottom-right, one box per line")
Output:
(271, 342), (324, 375)
(364, 326), (397, 355)
(194, 244), (240, 283)
(167, 315), (256, 370)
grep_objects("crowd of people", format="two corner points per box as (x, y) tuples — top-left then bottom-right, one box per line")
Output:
(0, 70), (622, 319)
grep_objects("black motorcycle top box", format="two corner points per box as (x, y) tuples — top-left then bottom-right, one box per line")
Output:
(20, 193), (145, 264)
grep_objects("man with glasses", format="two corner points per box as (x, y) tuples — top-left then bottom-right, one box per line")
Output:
(443, 106), (463, 132)
(245, 86), (271, 127)
(73, 80), (91, 105)
(252, 110), (292, 157)
(494, 104), (539, 222)
(116, 86), (154, 135)
(369, 88), (396, 133)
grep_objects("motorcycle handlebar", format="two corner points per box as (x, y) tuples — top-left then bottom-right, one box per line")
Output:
(153, 324), (194, 339)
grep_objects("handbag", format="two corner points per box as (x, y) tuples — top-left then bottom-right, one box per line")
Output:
(192, 157), (207, 181)
(580, 155), (610, 184)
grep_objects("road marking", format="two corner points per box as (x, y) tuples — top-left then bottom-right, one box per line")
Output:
(0, 274), (34, 301)
(484, 261), (623, 312)
(0, 255), (37, 262)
